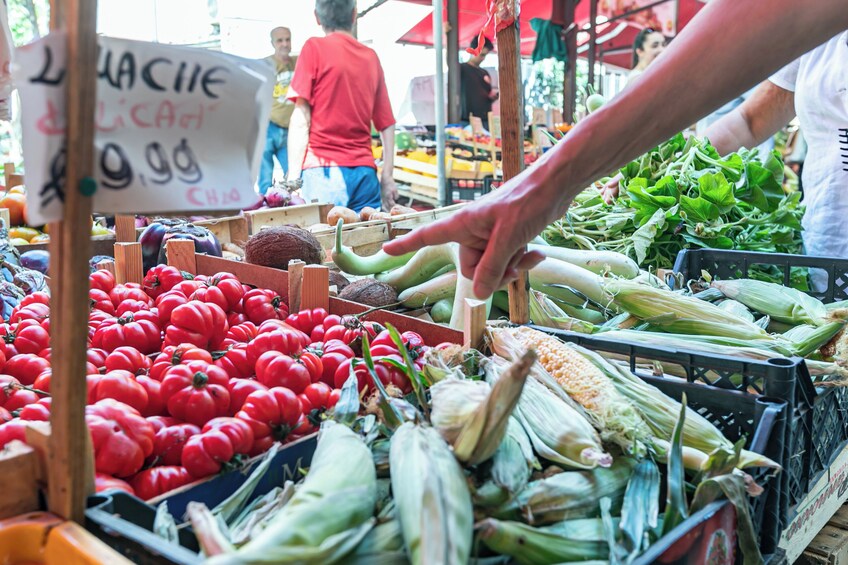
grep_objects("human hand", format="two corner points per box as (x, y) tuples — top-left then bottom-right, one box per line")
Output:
(600, 173), (621, 204)
(381, 177), (399, 211)
(383, 165), (563, 298)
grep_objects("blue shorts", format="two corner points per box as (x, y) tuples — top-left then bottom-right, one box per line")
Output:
(301, 166), (381, 213)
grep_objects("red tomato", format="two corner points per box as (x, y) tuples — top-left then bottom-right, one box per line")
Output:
(87, 348), (109, 369)
(116, 299), (153, 316)
(18, 398), (51, 421)
(10, 302), (50, 325)
(18, 292), (50, 310)
(298, 351), (323, 384)
(0, 406), (11, 422)
(226, 322), (259, 343)
(148, 417), (201, 466)
(332, 357), (409, 393)
(136, 375), (165, 417)
(150, 344), (214, 382)
(255, 351), (311, 394)
(190, 273), (245, 313)
(368, 344), (400, 358)
(227, 312), (248, 326)
(89, 369), (149, 414)
(163, 301), (228, 350)
(92, 312), (162, 354)
(95, 473), (135, 496)
(8, 320), (50, 355)
(0, 420), (27, 448)
(4, 354), (50, 386)
(202, 417), (254, 454)
(296, 383), (340, 434)
(312, 339), (354, 386)
(246, 329), (309, 365)
(160, 361), (231, 427)
(235, 387), (301, 454)
(181, 428), (235, 478)
(90, 270), (116, 293)
(371, 329), (402, 349)
(104, 346), (152, 375)
(323, 317), (380, 345)
(86, 399), (155, 477)
(171, 279), (203, 296)
(214, 344), (253, 380)
(242, 288), (288, 324)
(90, 288), (116, 315)
(109, 284), (153, 308)
(155, 290), (189, 326)
(285, 308), (328, 336)
(129, 466), (194, 500)
(0, 374), (40, 411)
(142, 265), (187, 299)
(227, 378), (267, 415)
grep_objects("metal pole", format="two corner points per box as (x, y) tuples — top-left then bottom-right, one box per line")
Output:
(446, 0), (461, 123)
(562, 0), (577, 123)
(434, 0), (447, 206)
(588, 0), (597, 90)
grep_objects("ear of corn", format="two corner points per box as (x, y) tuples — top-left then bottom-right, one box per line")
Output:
(390, 422), (474, 565)
(348, 515), (406, 564)
(493, 458), (636, 525)
(783, 321), (845, 357)
(489, 326), (651, 456)
(430, 350), (534, 465)
(476, 518), (610, 565)
(717, 299), (755, 323)
(487, 355), (612, 470)
(604, 279), (772, 340)
(208, 422), (377, 565)
(491, 417), (538, 496)
(712, 278), (828, 326)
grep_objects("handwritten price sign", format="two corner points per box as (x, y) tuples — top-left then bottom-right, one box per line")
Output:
(14, 33), (273, 224)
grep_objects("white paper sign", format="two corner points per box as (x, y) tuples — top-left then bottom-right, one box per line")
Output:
(13, 32), (273, 225)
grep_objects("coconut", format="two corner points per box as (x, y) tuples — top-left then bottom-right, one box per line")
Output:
(329, 270), (351, 292)
(339, 278), (398, 307)
(244, 226), (325, 270)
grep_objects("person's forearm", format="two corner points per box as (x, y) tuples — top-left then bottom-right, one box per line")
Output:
(537, 0), (847, 212)
(287, 103), (310, 179)
(380, 125), (395, 182)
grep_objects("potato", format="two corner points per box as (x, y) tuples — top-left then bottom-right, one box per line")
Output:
(327, 206), (359, 227)
(369, 212), (392, 221)
(390, 204), (417, 216)
(359, 206), (377, 221)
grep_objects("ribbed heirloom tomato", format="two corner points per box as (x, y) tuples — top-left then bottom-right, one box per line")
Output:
(95, 473), (135, 495)
(92, 311), (162, 354)
(104, 346), (152, 375)
(90, 288), (116, 315)
(142, 265), (186, 298)
(235, 387), (301, 455)
(130, 466), (193, 500)
(150, 344), (213, 382)
(109, 284), (153, 308)
(0, 375), (39, 412)
(90, 269), (116, 293)
(254, 351), (311, 393)
(190, 272), (245, 313)
(241, 288), (288, 324)
(4, 354), (51, 386)
(18, 398), (51, 421)
(284, 308), (328, 336)
(155, 290), (188, 326)
(202, 417), (254, 454)
(163, 301), (228, 350)
(214, 344), (253, 380)
(147, 416), (201, 466)
(246, 328), (310, 365)
(4, 320), (50, 355)
(159, 361), (231, 427)
(181, 428), (236, 478)
(226, 378), (267, 415)
(88, 369), (149, 414)
(86, 399), (154, 478)
(225, 321), (259, 343)
(323, 316), (380, 345)
(312, 340), (354, 386)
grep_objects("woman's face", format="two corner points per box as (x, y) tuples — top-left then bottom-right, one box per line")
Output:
(637, 32), (666, 66)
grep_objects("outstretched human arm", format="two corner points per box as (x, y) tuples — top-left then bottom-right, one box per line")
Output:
(287, 99), (311, 180)
(384, 0), (848, 299)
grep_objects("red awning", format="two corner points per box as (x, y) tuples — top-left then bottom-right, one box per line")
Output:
(396, 0), (706, 70)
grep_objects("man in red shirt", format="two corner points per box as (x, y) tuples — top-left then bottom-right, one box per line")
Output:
(287, 0), (398, 213)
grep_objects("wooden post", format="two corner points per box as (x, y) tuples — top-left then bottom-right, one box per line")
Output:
(562, 0), (578, 123)
(288, 260), (305, 313)
(165, 239), (198, 274)
(114, 215), (137, 243)
(302, 265), (330, 311)
(497, 10), (530, 324)
(47, 0), (98, 522)
(446, 0), (461, 123)
(114, 243), (143, 285)
(6, 173), (23, 189)
(463, 298), (487, 350)
(95, 259), (116, 277)
(508, 274), (530, 324)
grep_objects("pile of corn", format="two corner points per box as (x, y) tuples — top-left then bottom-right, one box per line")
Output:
(174, 325), (777, 565)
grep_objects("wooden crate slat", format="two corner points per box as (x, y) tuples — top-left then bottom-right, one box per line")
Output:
(393, 169), (440, 189)
(245, 202), (331, 234)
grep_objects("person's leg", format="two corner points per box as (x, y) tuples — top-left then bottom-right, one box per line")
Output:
(343, 167), (381, 213)
(258, 123), (281, 195)
(275, 127), (289, 177)
(300, 167), (350, 207)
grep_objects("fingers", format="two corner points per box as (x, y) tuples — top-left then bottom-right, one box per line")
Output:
(459, 245), (482, 280)
(471, 232), (515, 299)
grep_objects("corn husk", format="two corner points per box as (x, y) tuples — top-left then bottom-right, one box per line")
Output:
(477, 518), (609, 564)
(711, 278), (828, 326)
(208, 422), (377, 565)
(491, 417), (538, 496)
(390, 423), (473, 565)
(604, 279), (772, 340)
(487, 355), (612, 470)
(717, 299), (755, 323)
(493, 458), (636, 525)
(429, 350), (534, 465)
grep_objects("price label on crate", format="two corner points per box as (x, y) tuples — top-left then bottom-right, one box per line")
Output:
(13, 32), (274, 224)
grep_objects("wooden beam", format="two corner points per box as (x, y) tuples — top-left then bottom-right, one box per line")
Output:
(114, 243), (143, 285)
(446, 0), (461, 123)
(287, 260), (305, 313)
(507, 272), (530, 324)
(462, 298), (487, 350)
(47, 0), (98, 523)
(166, 239), (198, 273)
(563, 0), (578, 123)
(301, 265), (330, 311)
(114, 215), (137, 243)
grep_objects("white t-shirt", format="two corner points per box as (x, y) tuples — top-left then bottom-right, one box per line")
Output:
(769, 32), (848, 260)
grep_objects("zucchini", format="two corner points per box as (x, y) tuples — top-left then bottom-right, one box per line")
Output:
(332, 220), (414, 276)
(528, 244), (639, 278)
(398, 272), (457, 308)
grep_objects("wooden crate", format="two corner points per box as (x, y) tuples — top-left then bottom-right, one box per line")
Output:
(15, 234), (117, 257)
(243, 202), (333, 235)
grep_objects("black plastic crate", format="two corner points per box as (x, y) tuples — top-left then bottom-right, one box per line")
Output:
(531, 326), (789, 554)
(445, 176), (492, 205)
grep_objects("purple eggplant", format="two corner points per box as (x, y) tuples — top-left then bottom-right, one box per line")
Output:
(155, 223), (222, 267)
(138, 218), (188, 272)
(20, 250), (50, 275)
